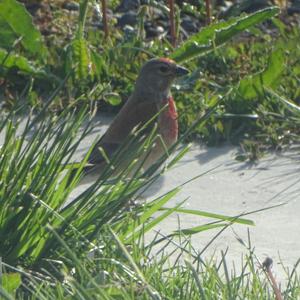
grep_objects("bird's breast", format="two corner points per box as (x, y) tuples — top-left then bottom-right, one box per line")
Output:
(159, 96), (178, 145)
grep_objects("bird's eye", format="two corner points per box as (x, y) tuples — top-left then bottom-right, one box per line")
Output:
(159, 65), (169, 73)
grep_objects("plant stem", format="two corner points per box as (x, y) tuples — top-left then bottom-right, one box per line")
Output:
(205, 0), (211, 25)
(262, 257), (283, 300)
(101, 0), (109, 39)
(78, 0), (89, 37)
(168, 0), (176, 47)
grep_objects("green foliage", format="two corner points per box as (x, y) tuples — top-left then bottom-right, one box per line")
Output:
(66, 37), (91, 81)
(238, 45), (285, 99)
(0, 109), (89, 266)
(64, 0), (105, 86)
(173, 16), (300, 152)
(0, 48), (47, 77)
(0, 272), (21, 298)
(9, 226), (300, 299)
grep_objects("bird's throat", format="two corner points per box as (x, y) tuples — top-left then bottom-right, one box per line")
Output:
(161, 96), (178, 120)
(166, 96), (177, 120)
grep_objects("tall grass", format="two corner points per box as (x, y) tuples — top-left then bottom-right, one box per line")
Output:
(0, 92), (285, 298)
(0, 94), (299, 298)
(8, 226), (300, 299)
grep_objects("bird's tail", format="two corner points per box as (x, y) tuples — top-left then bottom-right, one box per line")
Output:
(64, 162), (97, 187)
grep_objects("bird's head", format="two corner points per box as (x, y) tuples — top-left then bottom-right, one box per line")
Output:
(134, 58), (189, 101)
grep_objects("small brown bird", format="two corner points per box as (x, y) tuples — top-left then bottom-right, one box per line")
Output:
(83, 58), (189, 179)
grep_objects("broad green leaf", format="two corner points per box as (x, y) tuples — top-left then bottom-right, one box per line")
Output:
(0, 18), (18, 49)
(171, 7), (279, 62)
(1, 273), (21, 294)
(105, 93), (122, 106)
(238, 46), (285, 99)
(0, 48), (47, 77)
(0, 0), (46, 56)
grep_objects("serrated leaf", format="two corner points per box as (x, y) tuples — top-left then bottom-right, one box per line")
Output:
(70, 38), (91, 80)
(171, 7), (279, 62)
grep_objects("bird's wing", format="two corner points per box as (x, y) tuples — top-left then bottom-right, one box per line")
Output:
(88, 98), (158, 165)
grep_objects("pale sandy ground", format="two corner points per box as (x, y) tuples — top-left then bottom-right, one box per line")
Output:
(69, 114), (300, 283)
(4, 114), (300, 283)
(143, 145), (300, 282)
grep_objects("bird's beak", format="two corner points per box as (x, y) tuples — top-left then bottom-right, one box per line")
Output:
(175, 65), (189, 77)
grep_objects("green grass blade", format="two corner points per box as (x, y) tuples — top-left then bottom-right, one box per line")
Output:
(109, 228), (162, 300)
(123, 188), (180, 240)
(160, 207), (254, 226)
(173, 223), (226, 235)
